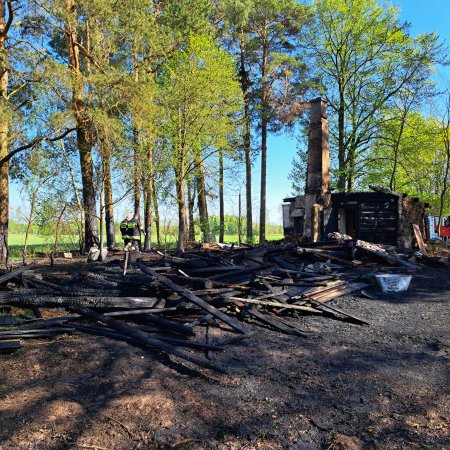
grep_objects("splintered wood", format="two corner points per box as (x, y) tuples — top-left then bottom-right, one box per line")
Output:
(0, 242), (391, 371)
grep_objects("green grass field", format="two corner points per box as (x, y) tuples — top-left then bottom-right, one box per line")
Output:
(8, 232), (284, 259)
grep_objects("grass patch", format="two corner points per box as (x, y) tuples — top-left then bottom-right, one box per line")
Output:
(7, 232), (285, 259)
(8, 234), (80, 260)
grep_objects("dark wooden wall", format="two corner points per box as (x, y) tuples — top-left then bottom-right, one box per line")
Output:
(286, 191), (428, 247)
(324, 192), (399, 245)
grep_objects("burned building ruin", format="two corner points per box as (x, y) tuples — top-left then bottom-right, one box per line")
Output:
(283, 98), (429, 248)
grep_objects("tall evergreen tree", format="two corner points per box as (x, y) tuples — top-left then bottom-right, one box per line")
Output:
(246, 0), (309, 242)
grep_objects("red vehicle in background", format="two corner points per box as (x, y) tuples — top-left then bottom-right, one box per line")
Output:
(434, 216), (450, 238)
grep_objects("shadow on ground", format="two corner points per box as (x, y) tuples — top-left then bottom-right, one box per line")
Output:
(0, 269), (449, 449)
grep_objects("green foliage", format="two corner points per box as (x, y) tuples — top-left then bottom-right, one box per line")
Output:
(4, 0), (450, 256)
(310, 0), (443, 190)
(362, 110), (450, 215)
(159, 33), (243, 178)
(246, 0), (312, 128)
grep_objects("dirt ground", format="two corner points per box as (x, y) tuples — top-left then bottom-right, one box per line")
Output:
(0, 268), (449, 450)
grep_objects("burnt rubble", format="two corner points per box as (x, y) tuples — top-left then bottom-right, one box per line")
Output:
(0, 241), (448, 372)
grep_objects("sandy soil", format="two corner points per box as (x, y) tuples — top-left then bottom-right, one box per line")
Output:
(0, 269), (449, 450)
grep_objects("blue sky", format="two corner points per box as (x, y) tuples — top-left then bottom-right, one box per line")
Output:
(10, 0), (450, 226)
(258, 0), (450, 225)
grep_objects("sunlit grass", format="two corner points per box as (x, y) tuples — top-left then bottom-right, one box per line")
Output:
(8, 232), (285, 259)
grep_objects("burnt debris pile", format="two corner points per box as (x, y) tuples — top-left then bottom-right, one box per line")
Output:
(0, 241), (447, 371)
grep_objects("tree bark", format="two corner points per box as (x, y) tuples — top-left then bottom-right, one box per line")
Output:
(51, 205), (67, 265)
(337, 83), (346, 191)
(99, 180), (105, 260)
(259, 20), (269, 244)
(0, 0), (11, 266)
(152, 179), (161, 246)
(239, 32), (253, 243)
(389, 106), (408, 192)
(347, 146), (356, 192)
(196, 155), (210, 242)
(133, 128), (141, 214)
(176, 175), (186, 253)
(175, 137), (187, 252)
(143, 145), (153, 251)
(219, 149), (224, 242)
(187, 178), (196, 241)
(438, 102), (450, 236)
(23, 193), (36, 265)
(62, 142), (85, 251)
(132, 37), (141, 215)
(65, 0), (98, 252)
(99, 131), (115, 250)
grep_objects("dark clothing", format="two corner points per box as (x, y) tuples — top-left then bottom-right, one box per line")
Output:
(120, 219), (129, 238)
(120, 217), (142, 250)
(126, 218), (143, 250)
(126, 218), (142, 239)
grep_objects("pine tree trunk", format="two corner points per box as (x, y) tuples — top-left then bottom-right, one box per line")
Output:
(196, 157), (210, 242)
(259, 22), (268, 244)
(240, 32), (253, 243)
(99, 181), (105, 260)
(187, 178), (196, 242)
(176, 176), (186, 253)
(100, 132), (115, 250)
(152, 179), (161, 246)
(133, 128), (141, 214)
(219, 149), (224, 243)
(65, 0), (98, 252)
(78, 130), (98, 250)
(143, 146), (153, 251)
(132, 37), (141, 216)
(260, 112), (267, 244)
(0, 1), (10, 266)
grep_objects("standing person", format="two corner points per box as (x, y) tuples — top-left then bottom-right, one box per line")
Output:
(120, 213), (132, 248)
(127, 212), (145, 250)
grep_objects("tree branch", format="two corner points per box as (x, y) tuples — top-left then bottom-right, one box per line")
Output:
(2, 0), (14, 38)
(0, 128), (77, 166)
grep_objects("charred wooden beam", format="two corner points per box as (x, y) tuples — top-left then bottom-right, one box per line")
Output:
(71, 306), (225, 373)
(0, 341), (21, 353)
(0, 293), (160, 309)
(356, 247), (422, 270)
(0, 264), (34, 286)
(138, 263), (248, 334)
(244, 307), (309, 337)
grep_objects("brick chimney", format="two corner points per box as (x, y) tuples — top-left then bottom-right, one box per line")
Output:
(305, 98), (329, 196)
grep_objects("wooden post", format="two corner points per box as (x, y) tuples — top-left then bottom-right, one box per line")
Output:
(311, 204), (320, 243)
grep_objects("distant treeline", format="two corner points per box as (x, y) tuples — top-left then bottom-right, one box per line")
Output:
(9, 217), (283, 238)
